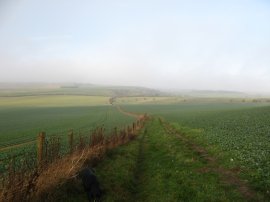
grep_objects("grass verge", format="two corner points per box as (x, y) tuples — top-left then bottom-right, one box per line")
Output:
(64, 117), (252, 201)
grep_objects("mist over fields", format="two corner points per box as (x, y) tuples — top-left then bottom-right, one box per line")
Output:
(1, 1), (270, 201)
(1, 1), (270, 93)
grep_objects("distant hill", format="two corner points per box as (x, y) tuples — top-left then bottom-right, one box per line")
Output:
(1, 83), (267, 98)
(0, 83), (165, 97)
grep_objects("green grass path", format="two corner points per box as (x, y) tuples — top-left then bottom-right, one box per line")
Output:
(128, 118), (244, 202)
(64, 117), (252, 202)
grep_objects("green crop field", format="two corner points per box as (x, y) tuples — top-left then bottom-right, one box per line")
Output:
(0, 95), (135, 150)
(122, 103), (270, 197)
(1, 92), (270, 200)
(0, 94), (138, 176)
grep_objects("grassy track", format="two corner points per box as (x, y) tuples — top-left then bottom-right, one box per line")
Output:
(64, 117), (263, 201)
(123, 103), (270, 197)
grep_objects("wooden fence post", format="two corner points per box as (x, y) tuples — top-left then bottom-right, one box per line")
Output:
(127, 126), (130, 135)
(132, 122), (136, 132)
(37, 132), (45, 167)
(68, 130), (74, 154)
(114, 127), (118, 136)
(8, 156), (16, 187)
(113, 127), (118, 147)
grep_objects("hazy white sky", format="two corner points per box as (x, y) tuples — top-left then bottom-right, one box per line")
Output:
(0, 0), (270, 92)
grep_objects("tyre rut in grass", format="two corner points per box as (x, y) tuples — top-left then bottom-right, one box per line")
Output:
(129, 118), (246, 201)
(67, 117), (256, 201)
(131, 128), (147, 200)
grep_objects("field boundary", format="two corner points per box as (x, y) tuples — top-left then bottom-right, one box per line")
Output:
(0, 113), (149, 202)
(0, 98), (134, 152)
(115, 105), (143, 119)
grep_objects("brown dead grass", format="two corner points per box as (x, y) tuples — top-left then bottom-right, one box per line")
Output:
(0, 114), (148, 202)
(33, 145), (106, 200)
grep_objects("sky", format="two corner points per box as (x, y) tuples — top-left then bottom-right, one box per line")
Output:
(0, 0), (270, 92)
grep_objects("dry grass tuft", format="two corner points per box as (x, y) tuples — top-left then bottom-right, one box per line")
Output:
(0, 114), (149, 202)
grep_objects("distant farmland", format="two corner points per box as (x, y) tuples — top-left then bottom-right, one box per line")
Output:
(0, 95), (135, 150)
(1, 87), (270, 200)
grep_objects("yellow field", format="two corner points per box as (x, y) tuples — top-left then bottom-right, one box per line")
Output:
(0, 95), (110, 107)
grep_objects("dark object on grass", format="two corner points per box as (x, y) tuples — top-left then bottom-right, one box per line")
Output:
(78, 168), (102, 202)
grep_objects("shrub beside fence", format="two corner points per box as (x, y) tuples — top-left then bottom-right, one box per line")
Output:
(0, 114), (149, 202)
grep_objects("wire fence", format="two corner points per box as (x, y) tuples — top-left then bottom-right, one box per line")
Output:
(0, 114), (149, 202)
(0, 104), (118, 151)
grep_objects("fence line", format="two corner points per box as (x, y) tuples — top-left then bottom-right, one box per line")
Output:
(0, 114), (149, 202)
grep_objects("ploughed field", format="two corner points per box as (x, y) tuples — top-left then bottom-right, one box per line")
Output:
(123, 103), (270, 196)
